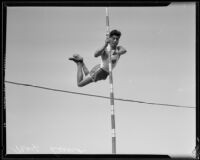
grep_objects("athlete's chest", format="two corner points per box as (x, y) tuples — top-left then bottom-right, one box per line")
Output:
(102, 50), (119, 61)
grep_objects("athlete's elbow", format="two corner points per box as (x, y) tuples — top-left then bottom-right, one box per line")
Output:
(120, 49), (127, 55)
(94, 52), (99, 57)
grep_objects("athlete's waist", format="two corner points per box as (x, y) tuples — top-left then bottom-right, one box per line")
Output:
(100, 64), (109, 73)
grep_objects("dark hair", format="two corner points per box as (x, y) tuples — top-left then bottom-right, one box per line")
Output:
(109, 30), (121, 38)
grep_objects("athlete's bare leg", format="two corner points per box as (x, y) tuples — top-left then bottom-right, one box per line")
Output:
(69, 54), (93, 87)
(76, 62), (93, 87)
(82, 62), (90, 76)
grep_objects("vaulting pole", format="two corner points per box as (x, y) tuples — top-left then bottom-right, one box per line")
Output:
(106, 7), (116, 154)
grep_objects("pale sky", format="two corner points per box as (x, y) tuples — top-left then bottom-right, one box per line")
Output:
(5, 3), (196, 158)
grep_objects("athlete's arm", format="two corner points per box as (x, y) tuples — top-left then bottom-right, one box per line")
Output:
(94, 37), (110, 57)
(117, 46), (127, 56)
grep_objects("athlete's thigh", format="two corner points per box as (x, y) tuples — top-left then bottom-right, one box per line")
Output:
(78, 74), (93, 87)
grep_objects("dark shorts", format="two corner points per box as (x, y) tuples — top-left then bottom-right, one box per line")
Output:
(89, 64), (109, 82)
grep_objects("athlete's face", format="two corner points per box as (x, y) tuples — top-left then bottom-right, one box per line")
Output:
(110, 35), (120, 48)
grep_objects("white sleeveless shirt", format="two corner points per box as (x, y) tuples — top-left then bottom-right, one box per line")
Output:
(100, 47), (120, 73)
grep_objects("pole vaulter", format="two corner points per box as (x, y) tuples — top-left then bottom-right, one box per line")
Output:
(68, 7), (127, 154)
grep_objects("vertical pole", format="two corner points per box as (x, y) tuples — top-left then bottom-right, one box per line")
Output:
(106, 7), (116, 154)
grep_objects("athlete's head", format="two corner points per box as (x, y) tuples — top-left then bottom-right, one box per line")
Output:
(109, 30), (121, 38)
(109, 30), (121, 48)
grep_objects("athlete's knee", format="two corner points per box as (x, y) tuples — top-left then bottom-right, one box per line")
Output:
(77, 83), (83, 87)
(77, 82), (85, 87)
(77, 76), (94, 87)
